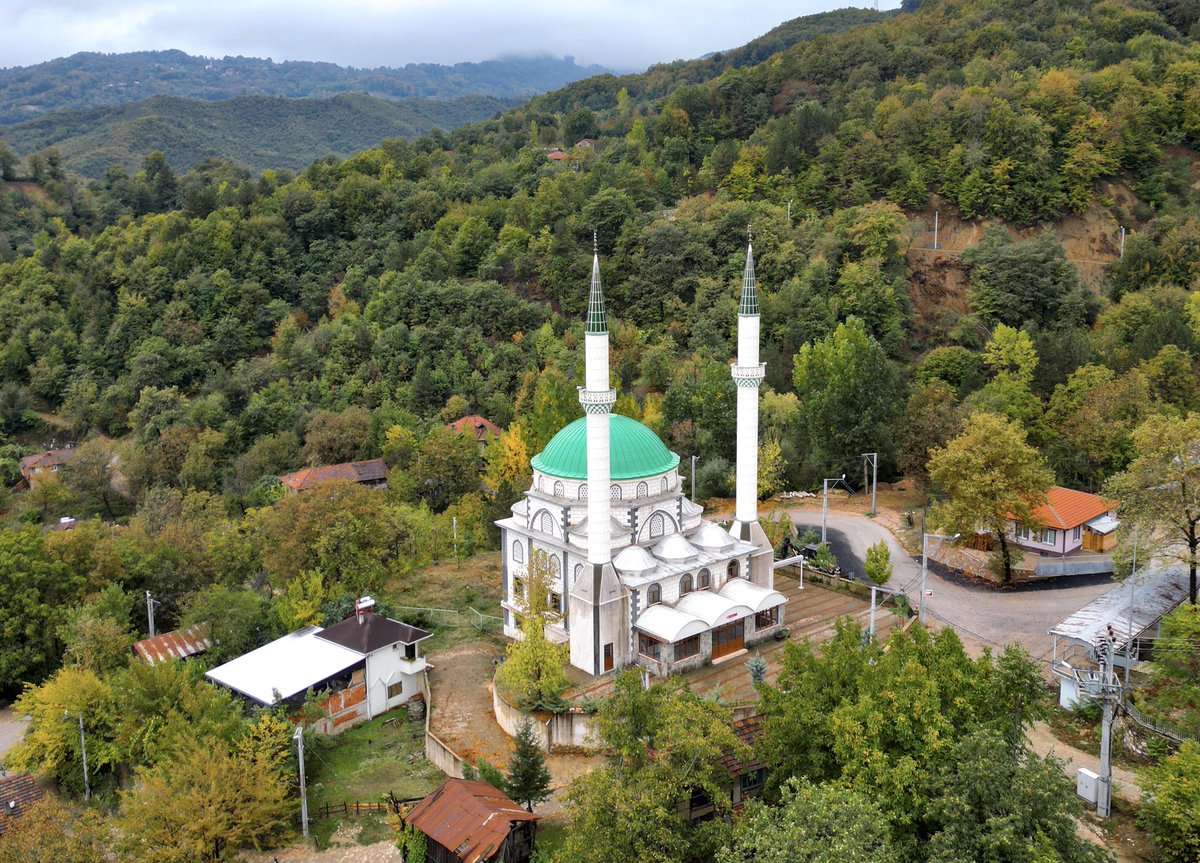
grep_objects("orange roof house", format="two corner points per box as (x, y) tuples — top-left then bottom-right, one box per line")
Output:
(1010, 486), (1119, 555)
(448, 415), (501, 447)
(18, 447), (74, 487)
(278, 458), (388, 493)
(405, 778), (539, 863)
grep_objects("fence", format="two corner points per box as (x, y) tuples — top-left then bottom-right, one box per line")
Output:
(469, 607), (504, 631)
(312, 796), (424, 820)
(395, 605), (461, 628)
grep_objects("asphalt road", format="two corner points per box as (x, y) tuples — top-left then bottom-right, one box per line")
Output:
(788, 510), (1115, 664)
(0, 708), (28, 760)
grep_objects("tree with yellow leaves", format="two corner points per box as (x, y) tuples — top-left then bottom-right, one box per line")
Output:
(496, 549), (570, 711)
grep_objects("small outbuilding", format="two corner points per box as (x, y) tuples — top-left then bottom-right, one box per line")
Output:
(405, 778), (539, 863)
(131, 622), (212, 665)
(278, 458), (389, 493)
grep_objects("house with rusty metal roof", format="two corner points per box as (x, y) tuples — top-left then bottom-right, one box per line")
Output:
(131, 622), (212, 665)
(17, 447), (75, 488)
(0, 774), (45, 834)
(405, 778), (538, 863)
(278, 458), (388, 493)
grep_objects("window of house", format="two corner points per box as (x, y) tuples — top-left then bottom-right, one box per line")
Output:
(512, 541), (524, 564)
(638, 633), (661, 659)
(675, 634), (701, 660)
(740, 768), (766, 796)
(553, 481), (564, 498)
(649, 512), (665, 538)
(697, 568), (711, 590)
(755, 607), (779, 630)
(647, 583), (662, 605)
(680, 574), (694, 595)
(637, 481), (648, 498)
(550, 555), (562, 579)
(1042, 528), (1057, 545)
(1015, 524), (1029, 541)
(387, 681), (404, 700)
(727, 559), (740, 580)
(610, 484), (622, 500)
(1073, 525), (1082, 542)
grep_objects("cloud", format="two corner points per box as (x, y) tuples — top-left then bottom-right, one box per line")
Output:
(0, 1), (897, 71)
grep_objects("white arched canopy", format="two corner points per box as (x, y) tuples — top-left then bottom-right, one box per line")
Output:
(676, 591), (754, 628)
(636, 604), (708, 643)
(718, 578), (787, 613)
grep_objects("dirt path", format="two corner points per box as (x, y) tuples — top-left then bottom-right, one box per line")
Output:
(1026, 721), (1143, 801)
(242, 839), (399, 863)
(0, 708), (29, 760)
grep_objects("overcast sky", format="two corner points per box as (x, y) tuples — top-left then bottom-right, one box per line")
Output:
(1, 1), (899, 72)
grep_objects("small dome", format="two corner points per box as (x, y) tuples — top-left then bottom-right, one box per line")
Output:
(653, 534), (699, 562)
(614, 545), (658, 573)
(531, 415), (680, 481)
(692, 522), (735, 550)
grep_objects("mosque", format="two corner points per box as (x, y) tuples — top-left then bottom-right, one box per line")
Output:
(495, 237), (785, 677)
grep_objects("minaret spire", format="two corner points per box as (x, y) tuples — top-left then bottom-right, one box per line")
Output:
(587, 233), (607, 335)
(731, 226), (766, 539)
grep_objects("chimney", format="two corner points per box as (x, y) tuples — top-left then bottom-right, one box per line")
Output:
(355, 596), (375, 624)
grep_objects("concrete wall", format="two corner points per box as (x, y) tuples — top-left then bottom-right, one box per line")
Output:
(492, 676), (601, 753)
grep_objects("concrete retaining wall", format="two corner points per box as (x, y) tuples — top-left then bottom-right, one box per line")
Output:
(492, 677), (601, 753)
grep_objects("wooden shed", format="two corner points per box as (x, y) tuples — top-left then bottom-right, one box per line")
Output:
(406, 778), (538, 863)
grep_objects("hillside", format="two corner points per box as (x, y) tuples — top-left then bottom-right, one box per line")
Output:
(0, 50), (609, 125)
(0, 92), (512, 176)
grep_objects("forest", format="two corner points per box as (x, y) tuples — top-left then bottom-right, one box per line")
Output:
(0, 0), (1199, 858)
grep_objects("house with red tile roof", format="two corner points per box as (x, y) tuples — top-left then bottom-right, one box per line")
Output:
(1010, 486), (1119, 556)
(447, 415), (501, 452)
(17, 447), (74, 487)
(278, 458), (388, 493)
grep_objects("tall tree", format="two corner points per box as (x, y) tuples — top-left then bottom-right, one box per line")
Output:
(928, 412), (1053, 584)
(0, 799), (111, 863)
(1139, 740), (1200, 863)
(495, 550), (570, 710)
(506, 717), (552, 811)
(1106, 413), (1200, 604)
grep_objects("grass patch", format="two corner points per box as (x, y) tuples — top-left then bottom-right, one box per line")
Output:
(1046, 706), (1147, 772)
(307, 714), (444, 813)
(535, 821), (568, 856)
(382, 552), (506, 650)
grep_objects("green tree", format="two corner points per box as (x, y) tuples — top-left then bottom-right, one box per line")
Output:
(116, 740), (291, 863)
(496, 550), (570, 710)
(1106, 413), (1200, 604)
(411, 424), (481, 512)
(302, 406), (373, 465)
(718, 778), (899, 863)
(928, 412), (1053, 584)
(506, 717), (552, 811)
(896, 381), (960, 488)
(60, 437), (126, 517)
(962, 229), (1084, 329)
(1140, 740), (1200, 863)
(0, 799), (111, 863)
(864, 541), (892, 586)
(792, 317), (900, 482)
(179, 585), (271, 666)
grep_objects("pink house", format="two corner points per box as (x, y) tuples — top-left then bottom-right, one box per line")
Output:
(1010, 486), (1119, 556)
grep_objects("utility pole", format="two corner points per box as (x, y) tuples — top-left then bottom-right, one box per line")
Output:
(452, 516), (460, 570)
(1127, 534), (1137, 688)
(933, 210), (939, 250)
(786, 199), (793, 225)
(294, 727), (309, 838)
(145, 590), (157, 638)
(1119, 226), (1126, 259)
(690, 455), (698, 501)
(861, 452), (878, 517)
(65, 712), (90, 801)
(821, 475), (845, 545)
(1097, 628), (1118, 819)
(868, 585), (877, 639)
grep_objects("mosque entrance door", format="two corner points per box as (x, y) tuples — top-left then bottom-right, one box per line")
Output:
(711, 620), (745, 660)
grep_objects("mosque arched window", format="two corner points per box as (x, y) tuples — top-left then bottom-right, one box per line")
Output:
(578, 484), (588, 501)
(647, 583), (662, 605)
(610, 484), (622, 500)
(698, 568), (711, 589)
(553, 480), (564, 498)
(539, 512), (555, 535)
(727, 559), (740, 580)
(537, 475), (544, 493)
(573, 563), (583, 585)
(512, 541), (524, 564)
(648, 512), (665, 539)
(550, 555), (562, 580)
(661, 477), (669, 494)
(636, 481), (648, 498)
(680, 574), (694, 595)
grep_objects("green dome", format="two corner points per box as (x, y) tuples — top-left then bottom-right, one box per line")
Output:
(531, 415), (680, 481)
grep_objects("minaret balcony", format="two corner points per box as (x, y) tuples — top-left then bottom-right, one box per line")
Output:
(578, 387), (617, 412)
(730, 363), (766, 387)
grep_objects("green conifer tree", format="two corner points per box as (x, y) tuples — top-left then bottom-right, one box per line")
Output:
(505, 718), (552, 812)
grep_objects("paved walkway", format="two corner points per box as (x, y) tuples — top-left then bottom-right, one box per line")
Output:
(0, 708), (29, 761)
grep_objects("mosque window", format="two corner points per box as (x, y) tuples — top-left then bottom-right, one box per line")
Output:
(512, 541), (524, 564)
(647, 583), (662, 605)
(661, 476), (669, 494)
(550, 555), (562, 580)
(636, 481), (648, 498)
(648, 512), (665, 539)
(680, 574), (694, 595)
(579, 484), (588, 500)
(573, 563), (583, 585)
(728, 559), (740, 580)
(610, 484), (622, 500)
(553, 480), (564, 498)
(698, 568), (711, 589)
(540, 512), (555, 535)
(537, 476), (544, 493)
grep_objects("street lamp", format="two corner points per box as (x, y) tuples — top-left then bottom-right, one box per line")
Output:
(861, 452), (878, 517)
(821, 474), (847, 545)
(64, 711), (90, 801)
(294, 727), (309, 838)
(919, 532), (960, 627)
